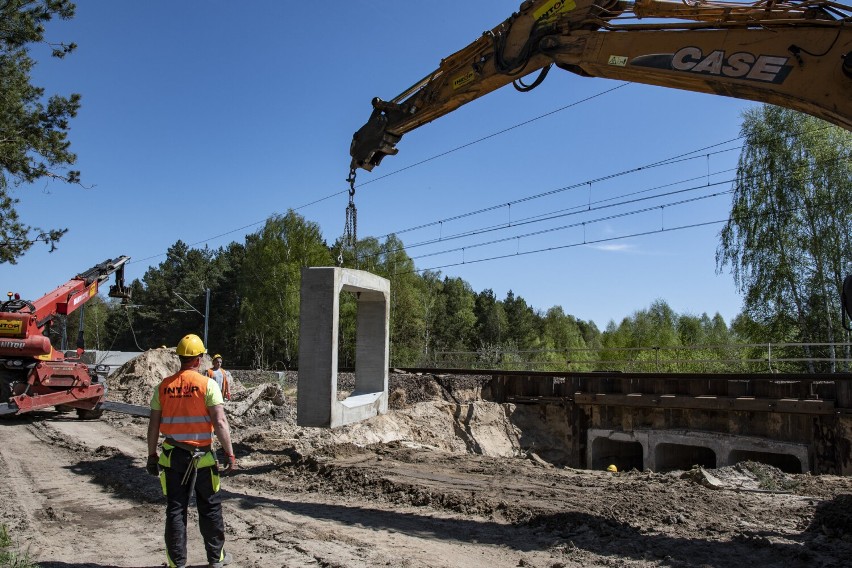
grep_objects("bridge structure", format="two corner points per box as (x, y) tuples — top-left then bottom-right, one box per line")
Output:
(466, 369), (852, 474)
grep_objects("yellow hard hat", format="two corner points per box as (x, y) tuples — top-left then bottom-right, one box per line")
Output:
(213, 354), (223, 360)
(607, 464), (618, 473)
(175, 334), (206, 357)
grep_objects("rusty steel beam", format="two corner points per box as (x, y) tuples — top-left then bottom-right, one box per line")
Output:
(572, 392), (835, 414)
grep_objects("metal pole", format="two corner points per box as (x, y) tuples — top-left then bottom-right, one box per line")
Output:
(204, 288), (210, 347)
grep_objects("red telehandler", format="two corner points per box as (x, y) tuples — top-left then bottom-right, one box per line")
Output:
(0, 256), (149, 419)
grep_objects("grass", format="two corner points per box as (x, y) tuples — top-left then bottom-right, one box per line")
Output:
(0, 525), (38, 568)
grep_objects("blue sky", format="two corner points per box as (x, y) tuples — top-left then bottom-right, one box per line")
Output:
(4, 0), (754, 330)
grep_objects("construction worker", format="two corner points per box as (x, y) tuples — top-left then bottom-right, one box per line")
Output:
(206, 354), (232, 401)
(146, 333), (237, 568)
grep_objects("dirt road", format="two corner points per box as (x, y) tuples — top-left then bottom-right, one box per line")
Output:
(3, 395), (852, 568)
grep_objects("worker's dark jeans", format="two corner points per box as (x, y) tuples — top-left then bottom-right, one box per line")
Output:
(162, 448), (224, 568)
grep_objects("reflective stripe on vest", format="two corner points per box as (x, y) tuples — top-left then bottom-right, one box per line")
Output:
(158, 369), (213, 448)
(161, 416), (211, 424)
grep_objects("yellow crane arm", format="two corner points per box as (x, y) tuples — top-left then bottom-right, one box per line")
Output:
(350, 0), (852, 172)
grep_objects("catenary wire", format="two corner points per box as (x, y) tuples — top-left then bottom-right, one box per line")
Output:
(357, 154), (851, 268)
(126, 113), (838, 266)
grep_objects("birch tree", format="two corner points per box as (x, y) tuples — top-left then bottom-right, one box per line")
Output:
(717, 106), (852, 370)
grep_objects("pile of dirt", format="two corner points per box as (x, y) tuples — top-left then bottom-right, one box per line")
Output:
(107, 348), (180, 405)
(106, 349), (244, 406)
(223, 371), (509, 457)
(227, 383), (295, 428)
(106, 365), (550, 465)
(681, 461), (801, 492)
(388, 372), (489, 406)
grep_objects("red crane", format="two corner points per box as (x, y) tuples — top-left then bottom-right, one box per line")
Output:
(0, 256), (134, 418)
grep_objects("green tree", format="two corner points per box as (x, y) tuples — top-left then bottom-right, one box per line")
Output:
(540, 306), (592, 370)
(238, 211), (332, 369)
(99, 241), (217, 352)
(417, 269), (443, 365)
(430, 276), (477, 364)
(600, 300), (681, 371)
(379, 235), (426, 366)
(206, 242), (245, 360)
(474, 289), (507, 345)
(717, 106), (852, 371)
(1, 0), (81, 262)
(61, 293), (109, 351)
(503, 290), (540, 351)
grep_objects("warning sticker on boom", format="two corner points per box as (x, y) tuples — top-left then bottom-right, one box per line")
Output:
(533, 0), (577, 22)
(452, 70), (476, 90)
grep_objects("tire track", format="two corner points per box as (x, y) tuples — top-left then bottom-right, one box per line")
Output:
(0, 419), (164, 566)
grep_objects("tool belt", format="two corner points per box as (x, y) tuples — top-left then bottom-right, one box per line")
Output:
(161, 438), (215, 486)
(164, 438), (212, 454)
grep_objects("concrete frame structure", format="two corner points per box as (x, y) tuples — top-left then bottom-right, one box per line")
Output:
(588, 428), (811, 473)
(297, 267), (390, 428)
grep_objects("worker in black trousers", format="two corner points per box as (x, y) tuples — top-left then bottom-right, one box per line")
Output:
(146, 334), (238, 568)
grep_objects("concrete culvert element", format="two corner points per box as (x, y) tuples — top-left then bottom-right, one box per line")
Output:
(729, 450), (803, 474)
(656, 443), (717, 471)
(297, 267), (390, 429)
(590, 428), (813, 473)
(591, 437), (644, 472)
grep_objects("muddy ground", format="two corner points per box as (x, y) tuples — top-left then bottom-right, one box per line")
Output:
(2, 350), (852, 568)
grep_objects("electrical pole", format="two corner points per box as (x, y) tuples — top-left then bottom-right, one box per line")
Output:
(204, 287), (210, 348)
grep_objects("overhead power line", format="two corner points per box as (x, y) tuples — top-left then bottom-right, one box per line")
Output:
(391, 173), (738, 254)
(378, 150), (740, 241)
(408, 189), (733, 263)
(128, 84), (634, 265)
(127, 98), (838, 268)
(353, 154), (851, 268)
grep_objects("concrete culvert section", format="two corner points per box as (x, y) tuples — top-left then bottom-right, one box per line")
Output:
(590, 437), (644, 472)
(729, 449), (803, 474)
(655, 442), (717, 471)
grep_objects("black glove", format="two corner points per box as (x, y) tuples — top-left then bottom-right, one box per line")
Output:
(146, 454), (159, 476)
(221, 453), (238, 474)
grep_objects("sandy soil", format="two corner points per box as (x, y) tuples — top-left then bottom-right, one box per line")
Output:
(2, 355), (852, 568)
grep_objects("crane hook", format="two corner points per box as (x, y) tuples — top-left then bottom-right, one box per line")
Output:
(340, 168), (358, 266)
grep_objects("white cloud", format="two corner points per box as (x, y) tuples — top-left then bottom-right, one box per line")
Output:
(589, 243), (638, 253)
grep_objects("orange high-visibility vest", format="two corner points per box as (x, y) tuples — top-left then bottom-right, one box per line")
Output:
(158, 369), (214, 447)
(207, 368), (230, 399)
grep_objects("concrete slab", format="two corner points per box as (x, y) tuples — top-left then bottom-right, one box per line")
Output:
(588, 428), (811, 473)
(297, 267), (390, 428)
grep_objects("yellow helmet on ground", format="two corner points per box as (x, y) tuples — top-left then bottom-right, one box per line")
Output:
(176, 334), (206, 357)
(607, 464), (618, 472)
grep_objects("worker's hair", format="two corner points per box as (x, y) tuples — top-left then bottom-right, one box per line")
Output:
(178, 354), (200, 367)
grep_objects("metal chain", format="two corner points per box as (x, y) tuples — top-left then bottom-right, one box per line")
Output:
(340, 167), (358, 266)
